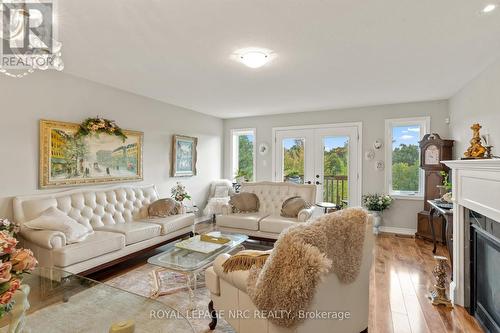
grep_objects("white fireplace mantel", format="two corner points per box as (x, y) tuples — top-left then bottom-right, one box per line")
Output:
(442, 159), (500, 306)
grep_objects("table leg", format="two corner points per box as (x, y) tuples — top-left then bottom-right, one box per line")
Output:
(208, 300), (217, 330)
(428, 208), (437, 254)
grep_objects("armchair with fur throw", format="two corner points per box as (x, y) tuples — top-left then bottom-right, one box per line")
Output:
(205, 208), (374, 333)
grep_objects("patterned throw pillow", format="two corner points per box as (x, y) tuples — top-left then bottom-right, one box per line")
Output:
(148, 198), (181, 218)
(281, 196), (312, 218)
(229, 192), (260, 213)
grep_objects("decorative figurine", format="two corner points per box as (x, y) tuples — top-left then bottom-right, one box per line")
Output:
(464, 123), (487, 159)
(429, 256), (453, 308)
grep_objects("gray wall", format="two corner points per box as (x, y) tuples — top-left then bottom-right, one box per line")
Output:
(450, 57), (500, 159)
(0, 72), (223, 220)
(223, 100), (450, 231)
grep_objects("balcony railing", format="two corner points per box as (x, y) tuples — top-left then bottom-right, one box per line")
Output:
(283, 174), (348, 206)
(324, 175), (348, 206)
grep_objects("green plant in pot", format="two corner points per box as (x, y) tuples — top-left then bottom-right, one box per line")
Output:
(362, 194), (393, 235)
(437, 171), (452, 197)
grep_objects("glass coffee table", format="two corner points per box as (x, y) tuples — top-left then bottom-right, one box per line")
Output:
(148, 231), (248, 309)
(0, 267), (194, 333)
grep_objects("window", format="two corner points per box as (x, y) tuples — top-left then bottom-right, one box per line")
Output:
(385, 117), (429, 198)
(231, 129), (256, 181)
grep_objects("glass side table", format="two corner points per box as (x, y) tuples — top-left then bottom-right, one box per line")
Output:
(0, 267), (194, 333)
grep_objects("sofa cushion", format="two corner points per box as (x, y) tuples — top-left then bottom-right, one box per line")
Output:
(52, 231), (125, 267)
(281, 196), (312, 218)
(148, 198), (181, 218)
(23, 207), (93, 244)
(229, 193), (260, 213)
(138, 214), (194, 235)
(93, 222), (161, 245)
(259, 215), (298, 234)
(217, 213), (269, 231)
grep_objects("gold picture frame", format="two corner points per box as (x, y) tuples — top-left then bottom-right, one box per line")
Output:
(39, 119), (144, 189)
(171, 135), (198, 177)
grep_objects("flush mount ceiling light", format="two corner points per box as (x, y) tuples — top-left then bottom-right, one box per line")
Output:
(232, 48), (275, 69)
(482, 3), (497, 13)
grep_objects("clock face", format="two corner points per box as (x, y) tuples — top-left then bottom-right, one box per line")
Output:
(425, 145), (440, 165)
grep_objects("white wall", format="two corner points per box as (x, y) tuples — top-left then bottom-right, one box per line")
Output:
(223, 100), (450, 231)
(450, 57), (500, 159)
(0, 72), (223, 220)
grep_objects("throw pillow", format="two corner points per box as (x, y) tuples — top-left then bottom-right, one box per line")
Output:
(214, 185), (229, 198)
(23, 207), (93, 243)
(148, 198), (180, 218)
(222, 249), (272, 273)
(281, 196), (312, 218)
(229, 192), (260, 213)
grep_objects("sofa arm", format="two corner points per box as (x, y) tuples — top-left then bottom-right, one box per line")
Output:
(205, 266), (220, 296)
(212, 254), (250, 292)
(298, 206), (315, 222)
(20, 229), (66, 249)
(220, 204), (233, 216)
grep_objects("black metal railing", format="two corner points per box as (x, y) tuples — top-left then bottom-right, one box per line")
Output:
(283, 174), (348, 206)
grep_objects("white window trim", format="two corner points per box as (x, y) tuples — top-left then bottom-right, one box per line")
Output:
(230, 128), (257, 181)
(385, 117), (430, 200)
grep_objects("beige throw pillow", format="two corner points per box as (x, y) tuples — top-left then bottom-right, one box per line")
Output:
(281, 196), (312, 218)
(148, 198), (181, 218)
(229, 193), (260, 213)
(24, 207), (93, 243)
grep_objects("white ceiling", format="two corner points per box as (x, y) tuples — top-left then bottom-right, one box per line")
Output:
(57, 0), (500, 119)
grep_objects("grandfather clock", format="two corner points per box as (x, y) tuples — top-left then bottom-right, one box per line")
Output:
(416, 134), (454, 242)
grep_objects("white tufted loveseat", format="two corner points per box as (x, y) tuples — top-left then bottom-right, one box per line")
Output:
(13, 185), (194, 274)
(216, 182), (317, 240)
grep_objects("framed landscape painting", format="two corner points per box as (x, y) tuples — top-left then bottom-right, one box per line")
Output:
(40, 120), (143, 188)
(172, 135), (198, 177)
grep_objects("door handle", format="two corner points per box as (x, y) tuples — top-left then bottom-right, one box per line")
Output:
(315, 181), (322, 185)
(306, 181), (312, 184)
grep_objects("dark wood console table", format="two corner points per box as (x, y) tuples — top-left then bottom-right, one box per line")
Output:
(428, 200), (453, 266)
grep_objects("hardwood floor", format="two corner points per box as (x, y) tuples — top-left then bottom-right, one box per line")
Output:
(370, 233), (484, 333)
(90, 227), (484, 333)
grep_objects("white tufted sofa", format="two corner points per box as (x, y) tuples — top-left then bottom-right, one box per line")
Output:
(13, 185), (194, 274)
(217, 182), (317, 240)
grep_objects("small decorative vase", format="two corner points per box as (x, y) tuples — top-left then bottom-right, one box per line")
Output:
(370, 211), (382, 235)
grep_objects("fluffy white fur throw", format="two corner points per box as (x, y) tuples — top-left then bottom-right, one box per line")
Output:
(246, 208), (368, 328)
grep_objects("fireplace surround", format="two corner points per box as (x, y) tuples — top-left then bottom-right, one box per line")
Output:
(442, 159), (500, 310)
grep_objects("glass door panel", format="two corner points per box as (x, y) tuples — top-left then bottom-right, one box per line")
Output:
(322, 136), (349, 207)
(275, 126), (359, 207)
(283, 138), (305, 184)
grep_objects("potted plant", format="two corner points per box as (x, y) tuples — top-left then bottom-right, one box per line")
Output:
(362, 194), (393, 234)
(437, 171), (452, 197)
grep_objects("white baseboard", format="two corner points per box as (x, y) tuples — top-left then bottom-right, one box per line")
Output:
(379, 226), (416, 236)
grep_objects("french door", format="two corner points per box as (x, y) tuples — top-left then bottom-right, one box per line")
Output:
(274, 125), (360, 207)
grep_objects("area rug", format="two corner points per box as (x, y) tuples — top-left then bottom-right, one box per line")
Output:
(105, 263), (235, 333)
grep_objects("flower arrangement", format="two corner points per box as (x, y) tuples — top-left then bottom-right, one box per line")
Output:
(76, 116), (127, 142)
(171, 182), (192, 202)
(362, 194), (393, 212)
(0, 219), (37, 318)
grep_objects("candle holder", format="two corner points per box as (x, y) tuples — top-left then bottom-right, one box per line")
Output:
(429, 256), (453, 308)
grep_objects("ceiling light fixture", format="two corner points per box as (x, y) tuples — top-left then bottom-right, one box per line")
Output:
(482, 4), (497, 13)
(233, 48), (274, 69)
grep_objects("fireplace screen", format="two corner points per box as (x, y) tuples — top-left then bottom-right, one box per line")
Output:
(469, 209), (500, 333)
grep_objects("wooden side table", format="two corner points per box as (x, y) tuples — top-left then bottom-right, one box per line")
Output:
(427, 200), (453, 267)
